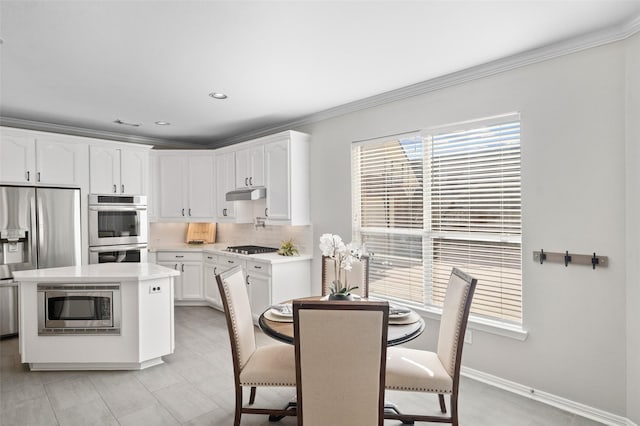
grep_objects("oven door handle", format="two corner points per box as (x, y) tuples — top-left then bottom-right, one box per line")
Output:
(89, 244), (148, 253)
(89, 206), (147, 212)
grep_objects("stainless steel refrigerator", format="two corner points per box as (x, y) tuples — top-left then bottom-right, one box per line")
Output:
(0, 186), (81, 337)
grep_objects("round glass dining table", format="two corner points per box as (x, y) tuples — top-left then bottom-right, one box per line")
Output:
(258, 296), (425, 346)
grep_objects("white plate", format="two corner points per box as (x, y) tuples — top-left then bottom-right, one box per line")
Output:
(389, 310), (412, 319)
(270, 304), (293, 317)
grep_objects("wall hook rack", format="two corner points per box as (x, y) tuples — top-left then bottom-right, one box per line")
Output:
(533, 250), (608, 269)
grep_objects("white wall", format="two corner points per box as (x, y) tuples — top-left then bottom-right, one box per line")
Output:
(298, 38), (633, 417)
(625, 32), (640, 425)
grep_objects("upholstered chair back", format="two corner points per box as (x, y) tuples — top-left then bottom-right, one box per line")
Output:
(217, 265), (256, 370)
(321, 255), (370, 297)
(293, 300), (388, 426)
(436, 268), (476, 377)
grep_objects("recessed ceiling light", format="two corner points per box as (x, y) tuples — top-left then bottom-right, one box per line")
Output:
(155, 121), (171, 126)
(113, 119), (141, 127)
(209, 92), (228, 100)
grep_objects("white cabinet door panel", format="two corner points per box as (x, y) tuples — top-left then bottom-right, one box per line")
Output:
(158, 155), (186, 218)
(0, 132), (35, 184)
(36, 138), (86, 186)
(90, 146), (120, 194)
(120, 149), (148, 195)
(216, 151), (236, 219)
(265, 139), (290, 220)
(187, 156), (215, 218)
(180, 263), (203, 300)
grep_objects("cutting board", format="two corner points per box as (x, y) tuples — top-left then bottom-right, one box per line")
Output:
(186, 223), (216, 244)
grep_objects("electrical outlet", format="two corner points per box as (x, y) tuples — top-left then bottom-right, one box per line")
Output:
(149, 285), (162, 294)
(464, 330), (473, 344)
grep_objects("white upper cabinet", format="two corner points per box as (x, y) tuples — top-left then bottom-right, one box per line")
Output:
(155, 151), (215, 220)
(215, 150), (254, 223)
(235, 145), (264, 188)
(89, 144), (149, 195)
(264, 131), (310, 225)
(215, 150), (236, 220)
(0, 127), (87, 187)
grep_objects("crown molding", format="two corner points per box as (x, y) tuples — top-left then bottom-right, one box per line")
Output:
(222, 13), (640, 146)
(0, 116), (204, 149)
(2, 14), (639, 148)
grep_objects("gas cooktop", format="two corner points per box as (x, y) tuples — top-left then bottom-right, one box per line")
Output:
(225, 245), (279, 255)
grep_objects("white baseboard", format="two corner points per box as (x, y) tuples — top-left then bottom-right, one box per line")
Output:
(461, 367), (635, 426)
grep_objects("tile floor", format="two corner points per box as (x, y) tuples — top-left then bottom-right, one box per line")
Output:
(1, 306), (604, 425)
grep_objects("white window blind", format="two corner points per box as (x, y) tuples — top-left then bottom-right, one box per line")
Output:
(426, 118), (522, 323)
(352, 134), (425, 304)
(352, 115), (522, 324)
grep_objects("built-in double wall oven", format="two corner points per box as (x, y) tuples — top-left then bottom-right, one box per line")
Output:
(88, 195), (148, 264)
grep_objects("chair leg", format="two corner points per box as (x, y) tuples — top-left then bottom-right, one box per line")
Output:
(451, 393), (458, 426)
(249, 386), (257, 405)
(438, 393), (447, 413)
(234, 385), (243, 426)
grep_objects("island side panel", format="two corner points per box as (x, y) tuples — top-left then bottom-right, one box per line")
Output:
(19, 280), (140, 365)
(138, 276), (175, 361)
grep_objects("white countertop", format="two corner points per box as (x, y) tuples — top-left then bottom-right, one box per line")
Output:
(13, 263), (180, 283)
(149, 243), (313, 263)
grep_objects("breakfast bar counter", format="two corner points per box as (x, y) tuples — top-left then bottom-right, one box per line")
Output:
(13, 263), (179, 371)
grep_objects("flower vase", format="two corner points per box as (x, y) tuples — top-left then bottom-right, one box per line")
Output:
(328, 293), (354, 301)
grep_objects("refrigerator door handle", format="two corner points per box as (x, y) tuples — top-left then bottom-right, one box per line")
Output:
(29, 190), (37, 269)
(37, 195), (47, 264)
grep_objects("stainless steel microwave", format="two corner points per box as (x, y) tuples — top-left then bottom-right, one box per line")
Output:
(37, 284), (121, 335)
(89, 195), (147, 247)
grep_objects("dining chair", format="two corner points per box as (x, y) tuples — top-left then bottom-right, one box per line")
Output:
(321, 254), (370, 297)
(216, 265), (297, 426)
(293, 300), (389, 426)
(384, 267), (477, 426)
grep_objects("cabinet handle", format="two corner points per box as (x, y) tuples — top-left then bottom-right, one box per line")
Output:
(265, 208), (268, 217)
(121, 184), (125, 193)
(207, 256), (213, 260)
(175, 255), (184, 258)
(37, 172), (41, 182)
(249, 177), (253, 186)
(181, 264), (185, 272)
(113, 184), (117, 193)
(245, 177), (248, 187)
(246, 275), (250, 285)
(227, 260), (234, 264)
(188, 208), (192, 216)
(26, 171), (30, 182)
(253, 265), (262, 270)
(174, 264), (178, 270)
(214, 266), (218, 275)
(181, 208), (185, 216)
(223, 208), (227, 216)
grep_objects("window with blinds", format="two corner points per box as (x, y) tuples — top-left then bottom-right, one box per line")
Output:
(352, 115), (522, 324)
(352, 134), (425, 304)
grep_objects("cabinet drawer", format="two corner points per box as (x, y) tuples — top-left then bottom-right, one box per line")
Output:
(219, 256), (243, 268)
(157, 251), (202, 262)
(246, 260), (271, 276)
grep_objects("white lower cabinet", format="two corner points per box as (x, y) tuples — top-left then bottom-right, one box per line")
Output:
(155, 250), (311, 320)
(203, 254), (223, 310)
(157, 252), (204, 303)
(246, 261), (271, 322)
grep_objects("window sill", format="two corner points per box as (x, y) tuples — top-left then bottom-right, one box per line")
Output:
(409, 305), (529, 341)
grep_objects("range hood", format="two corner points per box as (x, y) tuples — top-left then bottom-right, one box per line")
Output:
(225, 187), (266, 201)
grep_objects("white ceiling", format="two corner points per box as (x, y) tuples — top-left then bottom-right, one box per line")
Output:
(1, 1), (639, 148)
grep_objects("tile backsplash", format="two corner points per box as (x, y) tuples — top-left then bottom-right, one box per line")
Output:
(150, 222), (313, 254)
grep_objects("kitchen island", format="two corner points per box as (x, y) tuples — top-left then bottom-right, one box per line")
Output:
(13, 263), (179, 371)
